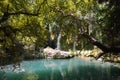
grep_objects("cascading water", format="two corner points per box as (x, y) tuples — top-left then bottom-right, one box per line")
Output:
(56, 32), (61, 50)
(73, 34), (77, 52)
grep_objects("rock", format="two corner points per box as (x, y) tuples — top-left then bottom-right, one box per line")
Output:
(43, 47), (71, 59)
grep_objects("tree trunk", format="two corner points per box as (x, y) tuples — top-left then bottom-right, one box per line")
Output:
(82, 32), (120, 59)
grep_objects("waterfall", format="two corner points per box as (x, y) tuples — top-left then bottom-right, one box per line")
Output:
(73, 35), (77, 52)
(56, 32), (61, 50)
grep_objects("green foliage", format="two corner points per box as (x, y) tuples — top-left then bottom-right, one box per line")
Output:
(0, 0), (97, 63)
(96, 1), (120, 46)
(0, 0), (120, 65)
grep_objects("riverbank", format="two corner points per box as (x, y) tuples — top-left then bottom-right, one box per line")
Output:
(0, 46), (120, 66)
(43, 47), (120, 63)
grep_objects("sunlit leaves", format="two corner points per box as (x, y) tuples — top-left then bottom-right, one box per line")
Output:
(36, 0), (97, 50)
(0, 0), (98, 50)
(0, 0), (9, 12)
(9, 15), (26, 28)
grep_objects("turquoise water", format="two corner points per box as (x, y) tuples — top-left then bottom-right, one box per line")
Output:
(0, 58), (120, 80)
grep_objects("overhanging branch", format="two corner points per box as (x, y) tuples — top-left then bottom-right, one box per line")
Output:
(82, 32), (109, 52)
(0, 11), (39, 24)
(82, 32), (120, 59)
(53, 7), (83, 32)
(0, 4), (40, 24)
(52, 8), (120, 59)
(9, 11), (39, 16)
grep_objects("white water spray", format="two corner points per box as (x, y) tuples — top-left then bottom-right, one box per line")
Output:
(56, 32), (61, 50)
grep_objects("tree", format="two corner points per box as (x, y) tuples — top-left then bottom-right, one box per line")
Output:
(82, 0), (120, 59)
(48, 0), (120, 59)
(0, 0), (48, 65)
(0, 0), (120, 65)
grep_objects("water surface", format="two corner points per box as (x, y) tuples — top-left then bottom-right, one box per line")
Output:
(0, 58), (120, 80)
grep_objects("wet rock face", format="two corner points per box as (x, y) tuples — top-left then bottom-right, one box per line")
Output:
(43, 47), (71, 59)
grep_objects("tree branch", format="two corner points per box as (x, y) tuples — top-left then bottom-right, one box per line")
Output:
(51, 7), (120, 59)
(82, 32), (120, 59)
(9, 11), (39, 16)
(0, 4), (40, 24)
(0, 11), (39, 24)
(53, 8), (83, 32)
(82, 32), (109, 52)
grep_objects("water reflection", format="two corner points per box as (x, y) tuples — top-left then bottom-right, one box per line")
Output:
(0, 58), (120, 80)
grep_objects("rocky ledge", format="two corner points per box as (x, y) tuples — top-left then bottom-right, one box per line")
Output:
(43, 47), (73, 59)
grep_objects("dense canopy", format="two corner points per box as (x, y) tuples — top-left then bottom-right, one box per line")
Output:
(0, 0), (120, 65)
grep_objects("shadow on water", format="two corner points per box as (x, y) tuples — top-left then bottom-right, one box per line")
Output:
(0, 58), (120, 80)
